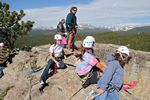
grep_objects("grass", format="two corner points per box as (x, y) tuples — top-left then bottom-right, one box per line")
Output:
(15, 32), (150, 52)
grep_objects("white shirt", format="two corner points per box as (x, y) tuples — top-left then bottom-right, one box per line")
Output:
(49, 44), (63, 57)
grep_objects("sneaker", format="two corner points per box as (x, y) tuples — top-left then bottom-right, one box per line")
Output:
(40, 81), (45, 85)
(86, 90), (98, 100)
(39, 86), (44, 93)
(39, 81), (48, 93)
(40, 81), (49, 86)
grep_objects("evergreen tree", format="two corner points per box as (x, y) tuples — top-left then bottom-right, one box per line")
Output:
(0, 1), (34, 49)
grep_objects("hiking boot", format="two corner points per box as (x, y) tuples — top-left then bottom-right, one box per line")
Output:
(39, 86), (44, 93)
(40, 81), (45, 85)
(40, 81), (49, 86)
(39, 82), (49, 93)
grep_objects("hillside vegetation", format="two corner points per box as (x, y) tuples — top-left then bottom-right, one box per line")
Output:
(15, 32), (150, 52)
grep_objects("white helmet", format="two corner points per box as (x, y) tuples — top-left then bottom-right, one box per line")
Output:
(0, 42), (4, 47)
(85, 36), (95, 43)
(82, 38), (93, 48)
(116, 46), (130, 56)
(54, 34), (62, 40)
(64, 32), (68, 36)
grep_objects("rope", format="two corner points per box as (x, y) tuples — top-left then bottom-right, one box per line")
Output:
(68, 87), (83, 100)
(123, 89), (140, 100)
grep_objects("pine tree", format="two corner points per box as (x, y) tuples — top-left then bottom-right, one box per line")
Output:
(0, 1), (34, 49)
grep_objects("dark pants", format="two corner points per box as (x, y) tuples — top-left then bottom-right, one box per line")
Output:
(40, 59), (65, 82)
(81, 67), (100, 88)
(0, 66), (4, 78)
(82, 71), (99, 88)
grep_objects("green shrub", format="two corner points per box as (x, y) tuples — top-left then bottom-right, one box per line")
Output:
(15, 32), (150, 52)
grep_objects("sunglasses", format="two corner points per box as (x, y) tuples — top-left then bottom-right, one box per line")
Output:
(73, 9), (77, 11)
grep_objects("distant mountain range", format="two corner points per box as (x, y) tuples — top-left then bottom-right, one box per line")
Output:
(28, 29), (56, 36)
(29, 24), (150, 36)
(78, 24), (150, 33)
(125, 26), (150, 33)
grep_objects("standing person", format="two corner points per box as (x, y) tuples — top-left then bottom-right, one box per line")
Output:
(87, 46), (131, 100)
(57, 19), (67, 48)
(0, 42), (9, 78)
(39, 34), (66, 91)
(0, 42), (5, 78)
(66, 6), (78, 51)
(57, 19), (65, 34)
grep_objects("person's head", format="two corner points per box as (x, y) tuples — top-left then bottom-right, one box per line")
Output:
(70, 6), (77, 14)
(0, 42), (4, 50)
(114, 46), (131, 67)
(64, 32), (68, 36)
(0, 42), (4, 47)
(60, 19), (65, 24)
(54, 34), (62, 45)
(82, 38), (94, 49)
(85, 36), (95, 46)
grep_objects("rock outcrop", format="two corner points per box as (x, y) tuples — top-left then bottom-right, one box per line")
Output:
(0, 43), (150, 100)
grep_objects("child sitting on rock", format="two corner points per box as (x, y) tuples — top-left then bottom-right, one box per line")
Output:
(39, 34), (66, 91)
(75, 36), (107, 88)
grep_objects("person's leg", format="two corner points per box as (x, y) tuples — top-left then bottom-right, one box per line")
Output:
(82, 71), (99, 88)
(40, 59), (54, 83)
(0, 66), (4, 78)
(58, 60), (66, 69)
(70, 29), (76, 51)
(67, 33), (73, 50)
(61, 44), (66, 48)
(71, 35), (75, 51)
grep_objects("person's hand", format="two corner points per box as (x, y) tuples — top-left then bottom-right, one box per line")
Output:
(86, 90), (98, 100)
(56, 61), (60, 68)
(64, 55), (67, 59)
(75, 25), (78, 29)
(74, 51), (82, 57)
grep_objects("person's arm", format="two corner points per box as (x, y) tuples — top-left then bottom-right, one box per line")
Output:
(49, 45), (60, 67)
(95, 61), (107, 72)
(62, 50), (67, 59)
(49, 52), (57, 63)
(74, 46), (84, 58)
(96, 61), (117, 95)
(49, 52), (60, 68)
(96, 88), (105, 96)
(66, 13), (75, 28)
(75, 16), (78, 28)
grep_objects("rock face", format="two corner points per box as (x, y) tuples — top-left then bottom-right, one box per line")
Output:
(0, 43), (150, 100)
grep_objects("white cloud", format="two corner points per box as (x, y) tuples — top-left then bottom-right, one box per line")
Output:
(23, 0), (150, 29)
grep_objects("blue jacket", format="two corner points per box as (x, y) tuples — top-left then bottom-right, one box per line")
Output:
(97, 54), (124, 91)
(95, 55), (124, 100)
(66, 13), (77, 32)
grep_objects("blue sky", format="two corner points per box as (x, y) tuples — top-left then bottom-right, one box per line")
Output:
(1, 0), (150, 29)
(2, 0), (92, 10)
